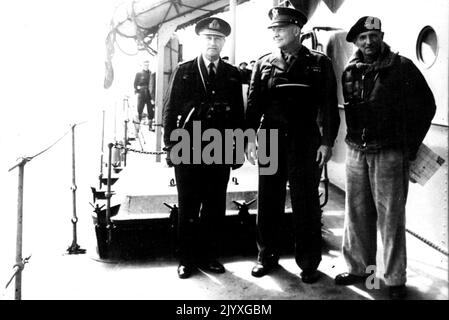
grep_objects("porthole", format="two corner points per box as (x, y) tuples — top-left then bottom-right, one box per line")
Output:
(416, 26), (438, 68)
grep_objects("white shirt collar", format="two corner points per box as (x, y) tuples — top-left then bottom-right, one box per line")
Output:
(202, 55), (219, 72)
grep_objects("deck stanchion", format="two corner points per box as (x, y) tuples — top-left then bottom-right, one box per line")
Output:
(67, 124), (86, 255)
(15, 160), (25, 300)
(123, 120), (128, 167)
(99, 110), (105, 189)
(7, 157), (30, 300)
(106, 143), (115, 244)
(123, 97), (129, 167)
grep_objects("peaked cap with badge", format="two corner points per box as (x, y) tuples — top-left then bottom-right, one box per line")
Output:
(346, 16), (382, 42)
(195, 17), (231, 37)
(268, 6), (308, 28)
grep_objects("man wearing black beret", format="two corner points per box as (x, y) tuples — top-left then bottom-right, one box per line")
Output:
(163, 17), (245, 279)
(334, 16), (436, 299)
(245, 6), (340, 284)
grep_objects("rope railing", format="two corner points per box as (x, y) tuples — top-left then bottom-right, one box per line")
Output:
(5, 99), (161, 298)
(6, 120), (88, 299)
(8, 120), (88, 172)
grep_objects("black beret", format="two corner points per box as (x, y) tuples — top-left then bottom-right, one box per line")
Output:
(195, 17), (231, 37)
(268, 7), (308, 28)
(346, 16), (382, 42)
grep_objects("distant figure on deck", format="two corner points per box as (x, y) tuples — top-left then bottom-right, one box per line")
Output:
(134, 60), (155, 131)
(238, 62), (251, 85)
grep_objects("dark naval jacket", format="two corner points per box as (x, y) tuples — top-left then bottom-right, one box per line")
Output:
(342, 44), (436, 158)
(163, 56), (245, 163)
(134, 70), (151, 93)
(246, 45), (340, 147)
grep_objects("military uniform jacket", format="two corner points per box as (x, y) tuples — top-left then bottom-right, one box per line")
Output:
(163, 56), (245, 162)
(246, 46), (340, 147)
(134, 70), (151, 94)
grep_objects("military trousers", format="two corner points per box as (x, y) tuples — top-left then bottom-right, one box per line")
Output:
(256, 133), (322, 272)
(137, 90), (154, 121)
(343, 145), (408, 286)
(174, 164), (230, 265)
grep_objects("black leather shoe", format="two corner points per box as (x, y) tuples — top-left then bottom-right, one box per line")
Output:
(200, 260), (225, 274)
(389, 285), (407, 300)
(335, 272), (368, 286)
(300, 270), (321, 284)
(251, 261), (279, 278)
(177, 264), (194, 279)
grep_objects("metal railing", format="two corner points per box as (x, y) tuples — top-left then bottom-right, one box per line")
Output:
(4, 97), (163, 299)
(6, 121), (87, 299)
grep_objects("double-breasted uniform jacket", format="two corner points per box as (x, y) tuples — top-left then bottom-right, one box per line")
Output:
(246, 45), (340, 148)
(163, 55), (245, 264)
(163, 55), (245, 165)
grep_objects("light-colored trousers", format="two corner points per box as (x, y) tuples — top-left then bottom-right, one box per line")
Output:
(343, 146), (409, 286)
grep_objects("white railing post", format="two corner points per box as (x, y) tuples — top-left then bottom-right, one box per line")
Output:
(67, 124), (86, 255)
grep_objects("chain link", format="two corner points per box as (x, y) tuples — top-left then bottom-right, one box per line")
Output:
(114, 142), (166, 155)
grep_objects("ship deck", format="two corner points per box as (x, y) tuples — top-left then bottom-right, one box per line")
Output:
(1, 122), (447, 300)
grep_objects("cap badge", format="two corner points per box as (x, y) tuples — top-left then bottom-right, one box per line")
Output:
(208, 19), (221, 30)
(364, 16), (381, 30)
(272, 8), (279, 19)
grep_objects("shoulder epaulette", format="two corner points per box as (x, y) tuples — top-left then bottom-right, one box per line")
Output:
(309, 48), (327, 57)
(178, 59), (195, 67)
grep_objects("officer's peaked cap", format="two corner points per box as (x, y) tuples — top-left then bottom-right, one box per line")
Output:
(346, 16), (382, 42)
(268, 7), (307, 28)
(195, 17), (231, 37)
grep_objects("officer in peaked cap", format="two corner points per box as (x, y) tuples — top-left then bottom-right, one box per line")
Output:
(245, 5), (340, 284)
(267, 6), (308, 28)
(163, 16), (244, 279)
(195, 17), (231, 37)
(346, 16), (382, 42)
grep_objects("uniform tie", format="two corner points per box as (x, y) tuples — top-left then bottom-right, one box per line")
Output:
(285, 53), (295, 67)
(208, 62), (216, 83)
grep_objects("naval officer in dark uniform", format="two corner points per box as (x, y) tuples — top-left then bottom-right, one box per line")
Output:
(134, 60), (155, 129)
(245, 6), (340, 283)
(163, 17), (245, 279)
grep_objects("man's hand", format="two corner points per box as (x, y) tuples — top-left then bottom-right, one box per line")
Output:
(164, 147), (174, 167)
(316, 145), (332, 167)
(245, 142), (257, 165)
